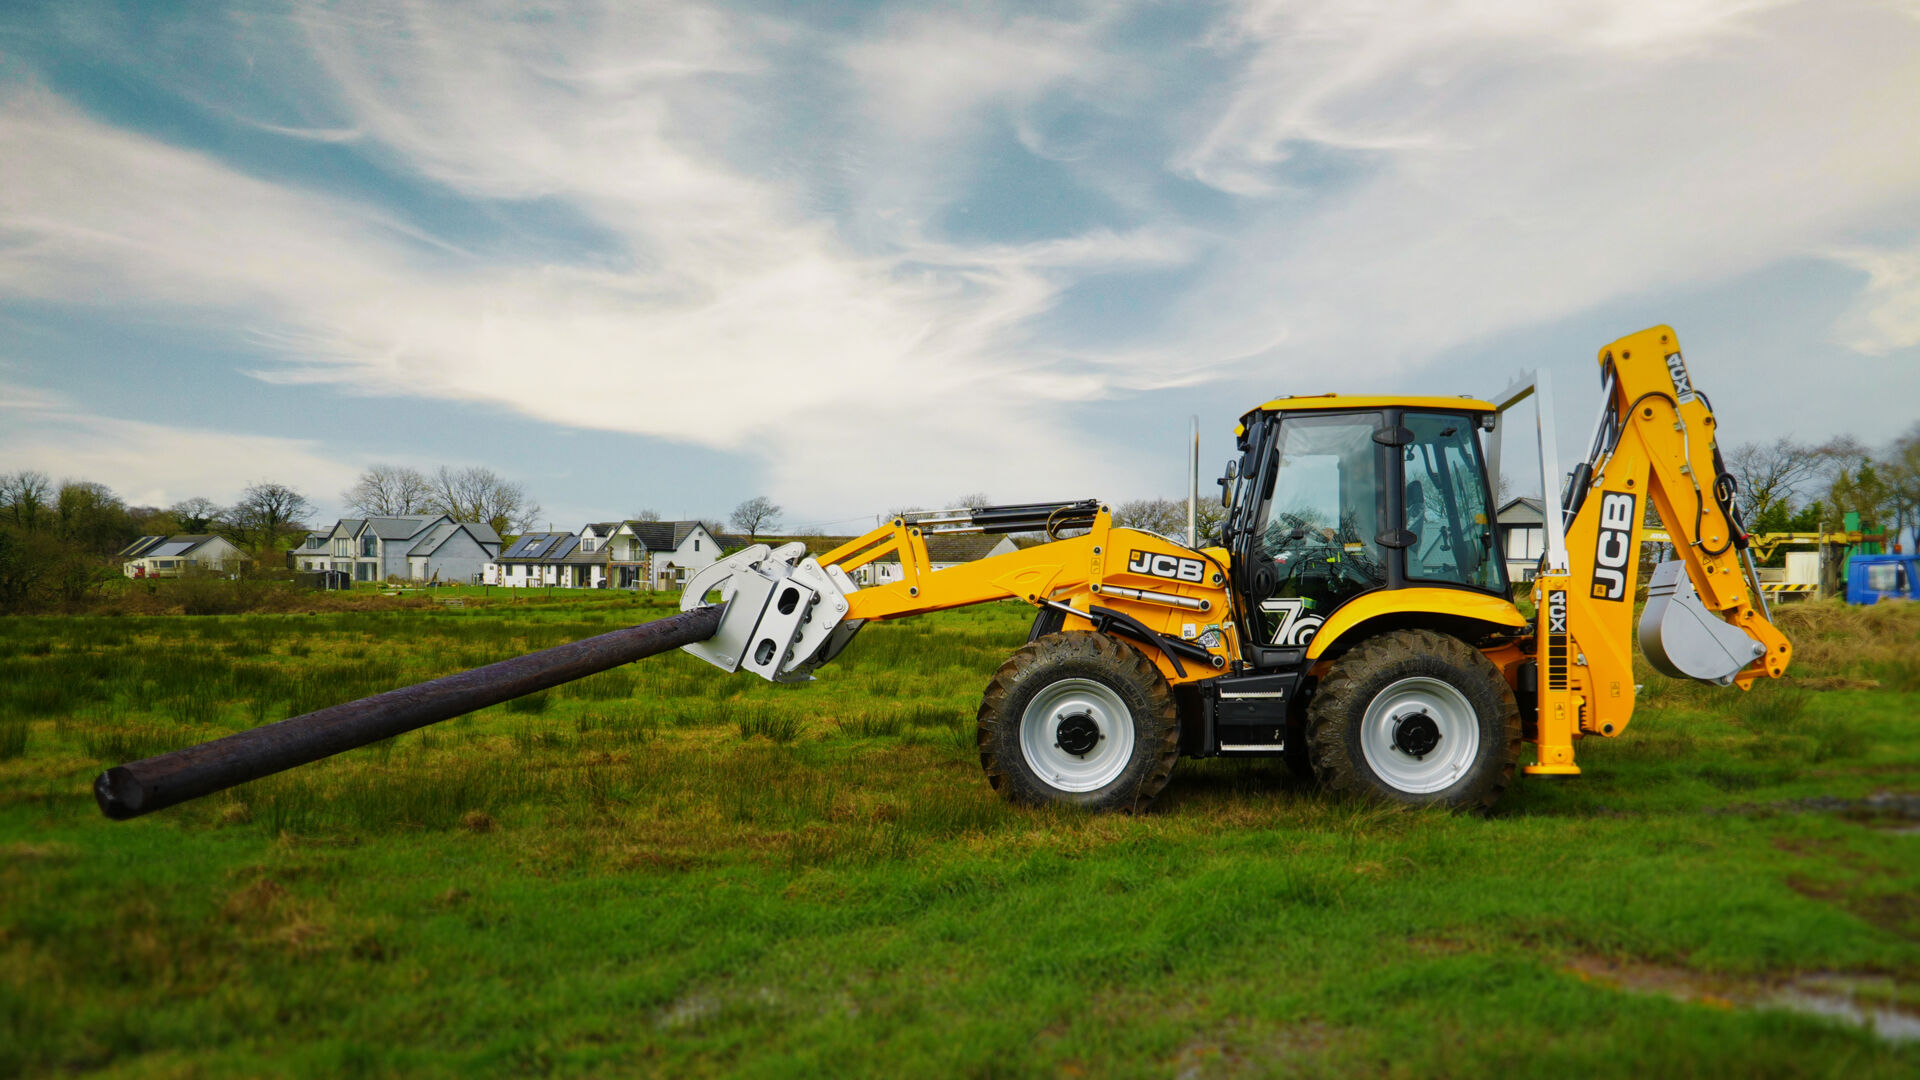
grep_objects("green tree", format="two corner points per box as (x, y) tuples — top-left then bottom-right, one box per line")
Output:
(226, 482), (315, 557)
(55, 481), (136, 556)
(169, 496), (226, 533)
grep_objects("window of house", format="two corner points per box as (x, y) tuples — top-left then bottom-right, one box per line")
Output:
(1505, 525), (1545, 562)
(361, 534), (377, 557)
(694, 538), (700, 552)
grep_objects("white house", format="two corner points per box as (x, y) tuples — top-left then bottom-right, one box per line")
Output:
(119, 534), (246, 578)
(865, 533), (1020, 584)
(293, 514), (501, 584)
(1496, 497), (1547, 583)
(717, 532), (1018, 587)
(486, 531), (590, 588)
(483, 520), (720, 590)
(606, 521), (720, 590)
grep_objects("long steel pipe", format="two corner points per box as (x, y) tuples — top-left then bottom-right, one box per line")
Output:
(94, 604), (724, 820)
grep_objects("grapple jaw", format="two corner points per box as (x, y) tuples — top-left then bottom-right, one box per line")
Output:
(679, 542), (863, 682)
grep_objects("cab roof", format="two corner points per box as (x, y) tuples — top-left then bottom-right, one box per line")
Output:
(1255, 393), (1497, 413)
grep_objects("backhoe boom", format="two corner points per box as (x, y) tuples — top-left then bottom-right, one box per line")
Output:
(1527, 326), (1791, 775)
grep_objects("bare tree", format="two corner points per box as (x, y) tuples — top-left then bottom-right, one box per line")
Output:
(950, 491), (993, 509)
(343, 464), (431, 516)
(1, 470), (52, 532)
(227, 482), (314, 555)
(730, 496), (782, 539)
(1883, 422), (1920, 551)
(1115, 496), (1227, 543)
(169, 496), (225, 533)
(427, 466), (540, 537)
(629, 508), (662, 522)
(1725, 437), (1819, 524)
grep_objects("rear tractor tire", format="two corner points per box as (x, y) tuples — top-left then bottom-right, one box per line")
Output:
(977, 631), (1180, 813)
(1305, 629), (1520, 812)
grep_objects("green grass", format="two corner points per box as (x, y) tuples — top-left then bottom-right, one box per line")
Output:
(2, 598), (1918, 1077)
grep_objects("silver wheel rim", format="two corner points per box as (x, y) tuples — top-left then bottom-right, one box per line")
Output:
(1019, 678), (1136, 793)
(1359, 676), (1481, 794)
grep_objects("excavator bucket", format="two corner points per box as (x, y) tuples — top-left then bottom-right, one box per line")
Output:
(1638, 560), (1768, 685)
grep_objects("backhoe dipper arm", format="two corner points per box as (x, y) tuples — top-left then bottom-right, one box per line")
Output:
(679, 503), (1237, 684)
(1528, 326), (1792, 776)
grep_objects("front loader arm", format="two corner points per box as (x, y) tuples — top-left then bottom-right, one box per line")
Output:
(680, 502), (1238, 685)
(1529, 326), (1791, 775)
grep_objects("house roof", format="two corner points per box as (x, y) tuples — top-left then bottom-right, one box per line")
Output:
(873, 533), (1015, 564)
(1497, 497), (1547, 524)
(409, 521), (501, 557)
(620, 520), (708, 552)
(499, 532), (578, 561)
(368, 514), (445, 540)
(714, 534), (845, 556)
(407, 522), (456, 556)
(712, 533), (1012, 565)
(138, 534), (222, 559)
(118, 535), (169, 558)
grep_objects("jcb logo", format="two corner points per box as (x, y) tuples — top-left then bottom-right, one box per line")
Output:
(1590, 492), (1636, 601)
(1126, 550), (1205, 583)
(1546, 590), (1568, 634)
(1665, 351), (1696, 404)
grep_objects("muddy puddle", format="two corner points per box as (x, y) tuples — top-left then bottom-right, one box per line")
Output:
(1720, 790), (1920, 833)
(1566, 957), (1920, 1043)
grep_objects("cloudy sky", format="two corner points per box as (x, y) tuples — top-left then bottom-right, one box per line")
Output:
(1, 1), (1915, 532)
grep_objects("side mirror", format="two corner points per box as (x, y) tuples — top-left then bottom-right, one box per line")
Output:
(1219, 459), (1239, 507)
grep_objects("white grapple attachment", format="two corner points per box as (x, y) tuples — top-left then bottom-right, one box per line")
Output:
(679, 543), (862, 682)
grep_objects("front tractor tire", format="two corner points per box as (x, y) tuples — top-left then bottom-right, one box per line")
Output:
(1306, 629), (1520, 813)
(977, 632), (1180, 813)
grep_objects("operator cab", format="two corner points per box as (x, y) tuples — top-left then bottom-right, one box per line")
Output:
(1220, 396), (1508, 674)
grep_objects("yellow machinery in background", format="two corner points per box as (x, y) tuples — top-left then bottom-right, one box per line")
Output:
(684, 326), (1790, 812)
(1646, 529), (1886, 601)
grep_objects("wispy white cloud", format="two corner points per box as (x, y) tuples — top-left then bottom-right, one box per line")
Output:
(0, 2), (1185, 514)
(1829, 240), (1920, 355)
(0, 382), (360, 511)
(1162, 0), (1920, 378)
(0, 0), (1916, 522)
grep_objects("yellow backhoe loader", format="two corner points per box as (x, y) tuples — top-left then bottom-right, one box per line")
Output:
(92, 326), (1794, 821)
(681, 325), (1792, 812)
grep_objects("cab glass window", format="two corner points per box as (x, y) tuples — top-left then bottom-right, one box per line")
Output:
(1402, 412), (1504, 592)
(1249, 412), (1387, 644)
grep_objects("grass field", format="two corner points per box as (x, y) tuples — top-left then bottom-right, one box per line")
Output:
(3, 592), (1919, 1077)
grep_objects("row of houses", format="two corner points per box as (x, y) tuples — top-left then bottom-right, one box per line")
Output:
(126, 499), (1547, 588)
(484, 523), (1018, 590)
(289, 514), (501, 584)
(485, 521), (718, 589)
